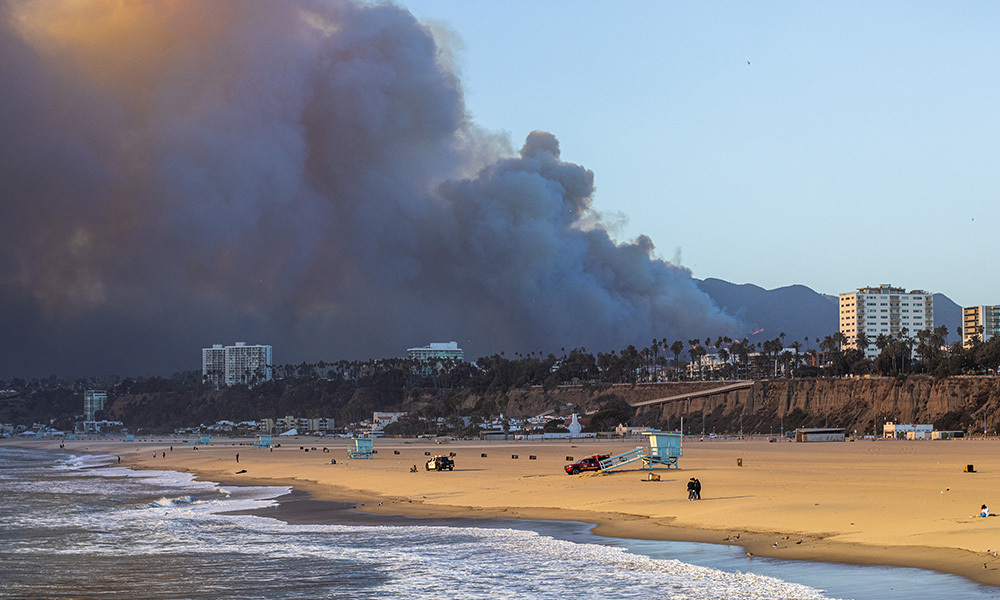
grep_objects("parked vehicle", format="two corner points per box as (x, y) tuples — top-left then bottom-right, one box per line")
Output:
(426, 455), (455, 471)
(564, 454), (609, 475)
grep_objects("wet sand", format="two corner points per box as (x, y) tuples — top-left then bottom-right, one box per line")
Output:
(15, 435), (1000, 587)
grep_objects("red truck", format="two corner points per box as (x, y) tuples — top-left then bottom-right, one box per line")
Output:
(564, 454), (609, 475)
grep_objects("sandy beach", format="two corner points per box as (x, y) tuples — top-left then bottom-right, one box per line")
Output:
(15, 435), (1000, 587)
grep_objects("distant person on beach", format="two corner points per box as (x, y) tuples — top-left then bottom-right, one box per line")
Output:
(236, 453), (239, 463)
(694, 478), (702, 500)
(410, 465), (417, 472)
(687, 478), (697, 500)
(981, 504), (990, 517)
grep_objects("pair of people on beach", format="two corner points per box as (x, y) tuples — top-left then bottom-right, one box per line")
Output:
(687, 477), (701, 500)
(981, 504), (991, 517)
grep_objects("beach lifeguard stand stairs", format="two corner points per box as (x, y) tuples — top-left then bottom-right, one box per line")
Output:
(599, 432), (683, 472)
(349, 437), (373, 459)
(253, 434), (272, 449)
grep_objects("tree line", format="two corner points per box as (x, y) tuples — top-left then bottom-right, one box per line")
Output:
(5, 326), (1000, 432)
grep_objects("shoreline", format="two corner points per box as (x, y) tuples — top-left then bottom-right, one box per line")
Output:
(238, 473), (1000, 588)
(9, 436), (1000, 588)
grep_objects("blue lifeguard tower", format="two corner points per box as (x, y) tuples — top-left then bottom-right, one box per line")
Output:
(200, 434), (211, 445)
(254, 434), (272, 449)
(599, 431), (683, 472)
(349, 437), (373, 459)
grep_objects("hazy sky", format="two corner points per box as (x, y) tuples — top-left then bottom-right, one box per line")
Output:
(2, 1), (997, 377)
(396, 1), (1000, 307)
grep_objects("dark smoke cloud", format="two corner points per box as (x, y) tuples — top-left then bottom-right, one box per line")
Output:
(0, 0), (741, 377)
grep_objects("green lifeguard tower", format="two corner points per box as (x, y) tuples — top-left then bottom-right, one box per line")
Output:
(598, 431), (683, 472)
(644, 431), (682, 469)
(349, 437), (373, 459)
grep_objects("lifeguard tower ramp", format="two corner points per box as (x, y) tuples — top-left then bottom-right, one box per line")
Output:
(599, 432), (683, 472)
(349, 437), (373, 459)
(253, 434), (272, 449)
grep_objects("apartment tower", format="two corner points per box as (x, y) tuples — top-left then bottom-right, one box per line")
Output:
(839, 284), (933, 357)
(962, 305), (1000, 347)
(202, 342), (273, 387)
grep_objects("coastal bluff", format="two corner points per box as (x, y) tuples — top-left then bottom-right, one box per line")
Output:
(479, 377), (1000, 435)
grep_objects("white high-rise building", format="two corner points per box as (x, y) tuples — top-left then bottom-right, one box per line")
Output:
(202, 342), (272, 387)
(839, 284), (934, 358)
(202, 345), (227, 387)
(83, 390), (107, 421)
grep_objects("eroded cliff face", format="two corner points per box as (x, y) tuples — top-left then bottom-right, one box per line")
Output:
(487, 377), (1000, 435)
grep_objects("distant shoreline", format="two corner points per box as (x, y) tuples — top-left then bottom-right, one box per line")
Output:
(8, 435), (1000, 588)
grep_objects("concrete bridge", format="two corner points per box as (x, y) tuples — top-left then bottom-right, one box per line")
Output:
(630, 380), (755, 409)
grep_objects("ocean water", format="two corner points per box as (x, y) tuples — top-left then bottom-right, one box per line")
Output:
(0, 447), (997, 600)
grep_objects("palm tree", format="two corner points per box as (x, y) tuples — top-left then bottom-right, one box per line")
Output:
(856, 331), (870, 355)
(874, 334), (889, 363)
(670, 340), (684, 380)
(651, 339), (661, 382)
(832, 332), (847, 351)
(789, 340), (802, 373)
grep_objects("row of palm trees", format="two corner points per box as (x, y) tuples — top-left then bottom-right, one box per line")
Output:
(202, 323), (971, 392)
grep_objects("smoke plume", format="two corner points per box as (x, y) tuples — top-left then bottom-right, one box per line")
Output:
(0, 0), (740, 377)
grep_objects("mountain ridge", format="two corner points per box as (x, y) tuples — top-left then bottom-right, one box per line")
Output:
(696, 278), (963, 345)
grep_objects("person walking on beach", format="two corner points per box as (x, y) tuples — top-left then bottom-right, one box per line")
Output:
(236, 453), (239, 463)
(687, 478), (697, 501)
(693, 478), (702, 500)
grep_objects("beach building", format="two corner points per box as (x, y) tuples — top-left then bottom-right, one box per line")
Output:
(883, 422), (933, 439)
(962, 305), (1000, 347)
(83, 390), (107, 421)
(839, 285), (934, 358)
(371, 411), (407, 435)
(302, 417), (335, 433)
(202, 342), (272, 387)
(74, 419), (124, 434)
(794, 428), (847, 442)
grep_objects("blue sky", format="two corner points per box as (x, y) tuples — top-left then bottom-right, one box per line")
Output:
(395, 1), (1000, 307)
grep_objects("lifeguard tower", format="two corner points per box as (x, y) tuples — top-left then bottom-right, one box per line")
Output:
(349, 437), (373, 459)
(200, 434), (211, 445)
(253, 434), (272, 449)
(599, 431), (683, 472)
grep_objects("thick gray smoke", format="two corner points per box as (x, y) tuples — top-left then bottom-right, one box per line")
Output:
(0, 0), (741, 377)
